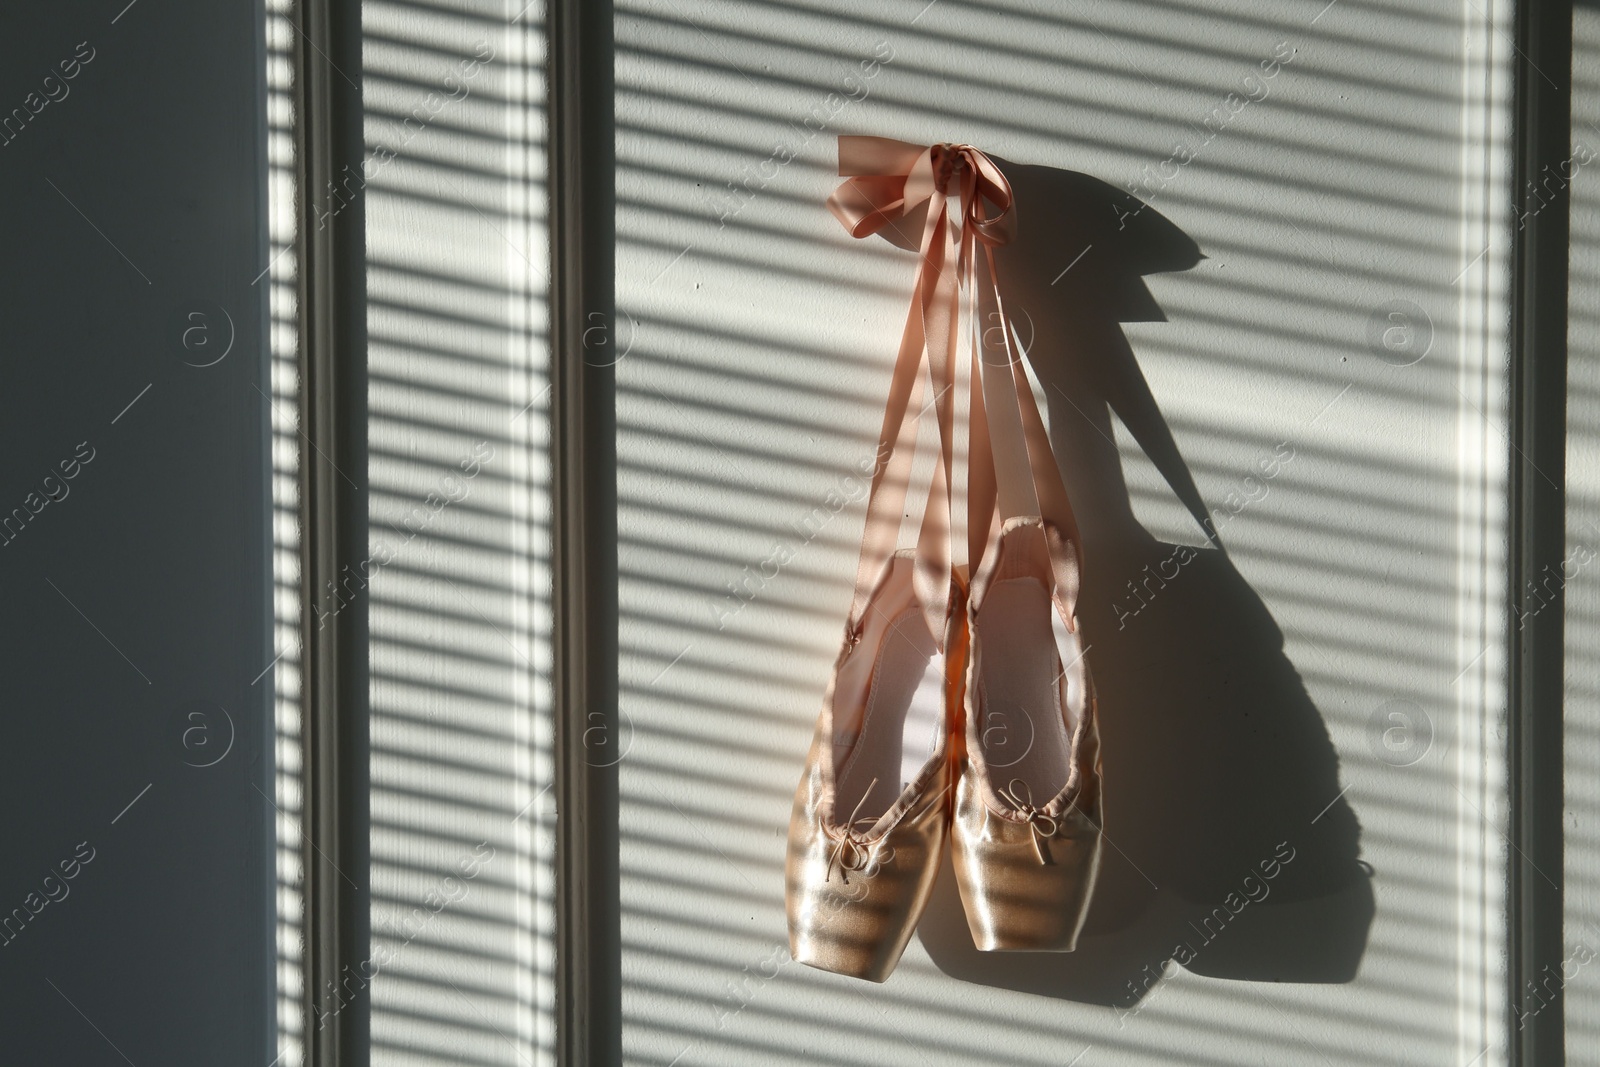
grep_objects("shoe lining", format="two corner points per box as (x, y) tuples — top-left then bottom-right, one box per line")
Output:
(835, 604), (942, 823)
(976, 575), (1074, 802)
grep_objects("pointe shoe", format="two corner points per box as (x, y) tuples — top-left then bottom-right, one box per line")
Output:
(789, 136), (999, 980)
(948, 172), (1104, 949)
(786, 553), (965, 982)
(952, 516), (1102, 952)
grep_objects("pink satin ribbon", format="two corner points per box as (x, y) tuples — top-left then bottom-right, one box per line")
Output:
(829, 137), (1080, 643)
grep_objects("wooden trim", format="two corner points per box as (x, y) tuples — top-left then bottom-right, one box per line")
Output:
(293, 0), (370, 1062)
(1508, 0), (1571, 1062)
(548, 0), (621, 1062)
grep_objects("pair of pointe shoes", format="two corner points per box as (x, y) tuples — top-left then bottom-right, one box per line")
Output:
(786, 136), (1102, 982)
(786, 517), (1101, 982)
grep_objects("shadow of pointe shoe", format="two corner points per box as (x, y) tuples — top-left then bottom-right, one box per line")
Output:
(912, 156), (1373, 1003)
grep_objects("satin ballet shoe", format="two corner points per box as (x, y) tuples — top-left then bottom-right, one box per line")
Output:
(789, 136), (995, 980)
(952, 515), (1103, 952)
(786, 553), (966, 982)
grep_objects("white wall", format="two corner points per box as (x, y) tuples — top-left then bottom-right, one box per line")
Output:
(614, 1), (1511, 1064)
(359, 1), (554, 1064)
(1568, 5), (1600, 1061)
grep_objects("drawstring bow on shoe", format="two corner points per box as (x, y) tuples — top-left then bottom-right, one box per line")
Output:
(997, 778), (1058, 864)
(824, 778), (892, 885)
(823, 776), (951, 884)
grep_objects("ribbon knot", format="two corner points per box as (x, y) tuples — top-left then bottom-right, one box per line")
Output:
(997, 778), (1059, 865)
(827, 137), (1015, 249)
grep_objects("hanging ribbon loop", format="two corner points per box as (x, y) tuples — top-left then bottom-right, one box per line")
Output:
(829, 137), (1020, 647)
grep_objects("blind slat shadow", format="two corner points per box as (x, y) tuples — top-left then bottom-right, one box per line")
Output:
(613, 5), (1488, 1063)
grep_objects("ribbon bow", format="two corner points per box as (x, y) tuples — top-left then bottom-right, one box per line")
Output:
(827, 138), (1015, 248)
(997, 778), (1059, 865)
